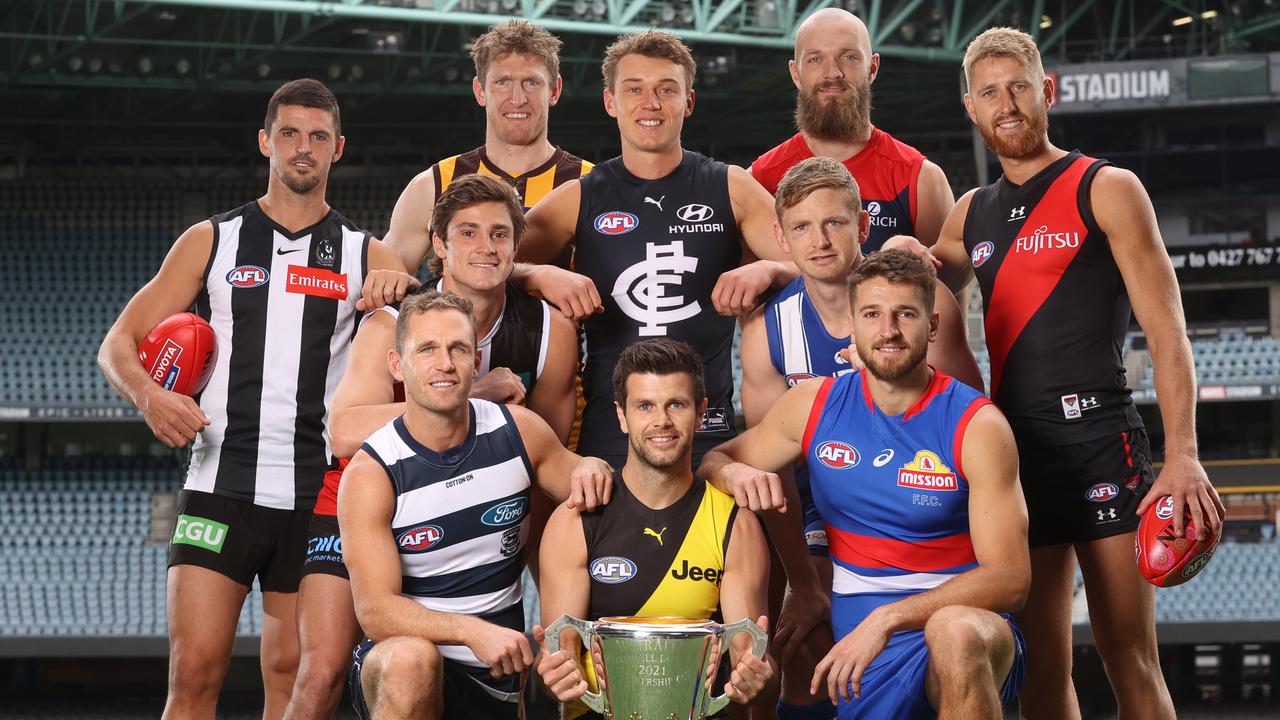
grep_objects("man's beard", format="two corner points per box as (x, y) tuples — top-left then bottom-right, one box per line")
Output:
(977, 106), (1049, 160)
(859, 336), (929, 382)
(628, 433), (691, 471)
(795, 79), (872, 143)
(275, 158), (323, 195)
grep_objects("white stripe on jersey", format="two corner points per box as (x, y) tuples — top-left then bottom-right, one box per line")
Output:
(832, 563), (954, 596)
(399, 519), (530, 580)
(535, 301), (551, 380)
(392, 456), (531, 524)
(774, 292), (812, 375)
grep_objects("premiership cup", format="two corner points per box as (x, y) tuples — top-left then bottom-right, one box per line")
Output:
(544, 615), (768, 720)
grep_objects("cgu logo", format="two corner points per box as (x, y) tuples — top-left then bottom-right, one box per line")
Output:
(590, 556), (637, 584)
(226, 265), (269, 288)
(481, 497), (529, 527)
(594, 211), (638, 235)
(815, 441), (860, 469)
(1085, 483), (1119, 503)
(396, 524), (444, 552)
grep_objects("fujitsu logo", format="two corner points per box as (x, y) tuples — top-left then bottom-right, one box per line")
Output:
(1014, 225), (1081, 255)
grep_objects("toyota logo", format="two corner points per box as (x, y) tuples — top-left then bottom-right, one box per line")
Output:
(676, 203), (714, 222)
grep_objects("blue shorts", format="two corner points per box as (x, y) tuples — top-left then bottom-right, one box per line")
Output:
(796, 466), (829, 558)
(832, 611), (1026, 719)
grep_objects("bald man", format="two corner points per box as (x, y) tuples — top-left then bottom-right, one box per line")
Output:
(751, 8), (953, 255)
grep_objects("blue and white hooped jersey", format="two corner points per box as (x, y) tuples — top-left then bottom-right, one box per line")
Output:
(360, 400), (532, 669)
(764, 276), (856, 386)
(803, 370), (991, 626)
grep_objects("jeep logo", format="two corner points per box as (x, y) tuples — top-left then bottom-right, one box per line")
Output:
(481, 497), (529, 527)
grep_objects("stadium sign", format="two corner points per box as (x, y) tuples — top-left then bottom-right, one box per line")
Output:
(1132, 384), (1280, 404)
(1047, 53), (1279, 114)
(1166, 242), (1280, 281)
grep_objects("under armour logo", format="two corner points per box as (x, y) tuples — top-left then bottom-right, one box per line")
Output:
(613, 241), (701, 336)
(644, 195), (665, 212)
(644, 527), (667, 545)
(1008, 206), (1026, 222)
(1080, 396), (1099, 410)
(1097, 508), (1117, 521)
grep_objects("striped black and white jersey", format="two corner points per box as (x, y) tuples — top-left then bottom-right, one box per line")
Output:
(361, 399), (532, 669)
(186, 200), (370, 510)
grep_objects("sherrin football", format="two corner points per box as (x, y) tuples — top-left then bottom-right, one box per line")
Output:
(1135, 495), (1222, 588)
(138, 312), (217, 397)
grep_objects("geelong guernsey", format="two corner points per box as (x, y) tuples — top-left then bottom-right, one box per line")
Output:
(187, 200), (369, 510)
(360, 400), (532, 669)
(573, 151), (741, 465)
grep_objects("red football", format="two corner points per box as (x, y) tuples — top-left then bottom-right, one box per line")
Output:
(1135, 495), (1222, 587)
(138, 312), (217, 397)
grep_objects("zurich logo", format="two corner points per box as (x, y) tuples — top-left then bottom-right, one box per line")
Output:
(1085, 483), (1119, 503)
(971, 241), (995, 268)
(866, 201), (881, 216)
(589, 556), (637, 584)
(481, 497), (529, 527)
(676, 203), (714, 223)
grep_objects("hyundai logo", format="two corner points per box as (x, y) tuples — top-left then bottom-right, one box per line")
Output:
(676, 203), (714, 223)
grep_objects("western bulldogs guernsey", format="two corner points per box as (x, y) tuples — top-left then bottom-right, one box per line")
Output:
(360, 400), (532, 669)
(963, 151), (1142, 444)
(188, 201), (368, 510)
(573, 151), (741, 464)
(752, 128), (925, 253)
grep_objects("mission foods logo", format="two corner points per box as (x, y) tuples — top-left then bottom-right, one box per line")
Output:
(148, 339), (184, 390)
(481, 497), (529, 527)
(286, 265), (348, 300)
(172, 514), (228, 553)
(590, 556), (637, 584)
(897, 450), (958, 491)
(594, 211), (638, 235)
(226, 265), (269, 288)
(396, 523), (444, 553)
(815, 441), (860, 469)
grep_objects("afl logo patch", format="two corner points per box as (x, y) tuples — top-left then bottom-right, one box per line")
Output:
(970, 241), (995, 268)
(815, 441), (860, 469)
(396, 523), (444, 553)
(594, 211), (638, 235)
(1085, 483), (1119, 503)
(785, 372), (819, 387)
(1155, 495), (1175, 520)
(226, 265), (269, 288)
(589, 556), (637, 584)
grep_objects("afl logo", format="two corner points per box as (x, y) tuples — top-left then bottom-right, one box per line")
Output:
(396, 523), (444, 553)
(594, 211), (638, 235)
(676, 203), (715, 222)
(226, 265), (269, 288)
(590, 556), (637, 584)
(1085, 483), (1119, 503)
(1155, 495), (1175, 520)
(815, 441), (860, 469)
(970, 241), (995, 268)
(1181, 551), (1212, 578)
(785, 372), (818, 387)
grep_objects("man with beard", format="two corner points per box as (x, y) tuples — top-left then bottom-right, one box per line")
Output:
(887, 28), (1223, 719)
(750, 8), (954, 255)
(532, 338), (775, 719)
(98, 79), (414, 719)
(697, 250), (1029, 719)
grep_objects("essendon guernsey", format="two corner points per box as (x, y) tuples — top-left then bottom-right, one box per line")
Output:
(962, 151), (1142, 443)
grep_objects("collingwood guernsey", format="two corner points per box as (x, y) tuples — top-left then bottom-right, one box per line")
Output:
(186, 200), (369, 510)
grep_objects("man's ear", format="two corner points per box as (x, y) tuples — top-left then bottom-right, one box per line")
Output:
(615, 401), (628, 435)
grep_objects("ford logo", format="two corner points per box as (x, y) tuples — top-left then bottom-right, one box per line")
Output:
(481, 497), (529, 527)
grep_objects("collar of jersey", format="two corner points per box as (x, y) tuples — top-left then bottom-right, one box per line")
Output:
(611, 149), (695, 185)
(392, 410), (477, 468)
(251, 200), (336, 241)
(477, 144), (566, 181)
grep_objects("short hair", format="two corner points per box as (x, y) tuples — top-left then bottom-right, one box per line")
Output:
(612, 338), (706, 407)
(602, 30), (696, 90)
(265, 79), (341, 136)
(427, 174), (527, 277)
(395, 289), (476, 353)
(848, 249), (937, 313)
(774, 157), (863, 221)
(471, 19), (562, 82)
(962, 27), (1044, 90)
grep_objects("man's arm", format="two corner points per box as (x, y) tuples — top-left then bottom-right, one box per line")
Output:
(927, 286), (984, 392)
(357, 236), (420, 312)
(524, 310), (578, 445)
(738, 309), (791, 427)
(382, 168), (438, 273)
(328, 311), (402, 458)
(1094, 166), (1225, 538)
(716, 509), (777, 704)
(885, 190), (976, 294)
(509, 405), (612, 511)
(98, 221), (213, 448)
(510, 180), (602, 320)
(912, 161), (955, 249)
(339, 451), (534, 675)
(531, 503), (593, 702)
(711, 166), (799, 316)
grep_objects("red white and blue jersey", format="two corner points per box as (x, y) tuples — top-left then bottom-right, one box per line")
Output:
(765, 276), (856, 385)
(802, 369), (990, 627)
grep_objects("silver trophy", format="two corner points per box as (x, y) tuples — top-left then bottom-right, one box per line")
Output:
(544, 615), (768, 720)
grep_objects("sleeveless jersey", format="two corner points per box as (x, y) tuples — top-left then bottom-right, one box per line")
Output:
(751, 128), (925, 253)
(187, 201), (369, 510)
(573, 151), (741, 464)
(764, 276), (856, 385)
(360, 400), (532, 669)
(962, 151), (1142, 444)
(311, 281), (553, 516)
(804, 370), (990, 627)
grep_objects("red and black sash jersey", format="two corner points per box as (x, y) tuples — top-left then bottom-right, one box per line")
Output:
(962, 151), (1143, 444)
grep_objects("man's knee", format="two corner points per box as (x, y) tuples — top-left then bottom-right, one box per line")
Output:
(169, 642), (230, 701)
(925, 606), (1007, 680)
(363, 637), (444, 701)
(296, 650), (351, 696)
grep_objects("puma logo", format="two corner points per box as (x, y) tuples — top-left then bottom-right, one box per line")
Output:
(644, 527), (667, 545)
(644, 195), (665, 212)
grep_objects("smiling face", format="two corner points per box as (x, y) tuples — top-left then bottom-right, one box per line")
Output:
(777, 186), (870, 283)
(964, 55), (1052, 161)
(850, 277), (936, 382)
(433, 201), (518, 293)
(259, 104), (344, 196)
(474, 52), (561, 147)
(616, 372), (705, 471)
(604, 53), (693, 156)
(391, 308), (478, 415)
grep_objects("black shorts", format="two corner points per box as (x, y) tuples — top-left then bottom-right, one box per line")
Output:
(167, 489), (311, 592)
(1016, 428), (1155, 548)
(301, 513), (348, 580)
(348, 638), (521, 720)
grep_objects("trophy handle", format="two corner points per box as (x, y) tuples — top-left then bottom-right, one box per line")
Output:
(544, 614), (604, 713)
(706, 618), (769, 715)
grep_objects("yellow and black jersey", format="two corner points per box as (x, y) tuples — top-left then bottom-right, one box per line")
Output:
(431, 145), (592, 213)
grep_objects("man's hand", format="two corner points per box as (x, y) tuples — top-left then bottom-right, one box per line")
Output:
(357, 269), (421, 312)
(526, 265), (602, 320)
(811, 606), (894, 704)
(773, 585), (831, 664)
(566, 457), (613, 511)
(532, 625), (589, 703)
(723, 616), (775, 704)
(712, 261), (776, 316)
(1136, 454), (1226, 540)
(139, 385), (210, 448)
(717, 462), (788, 512)
(882, 235), (943, 271)
(465, 617), (535, 679)
(470, 367), (527, 405)
(835, 344), (866, 372)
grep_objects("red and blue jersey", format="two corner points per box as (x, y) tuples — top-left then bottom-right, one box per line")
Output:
(802, 369), (990, 627)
